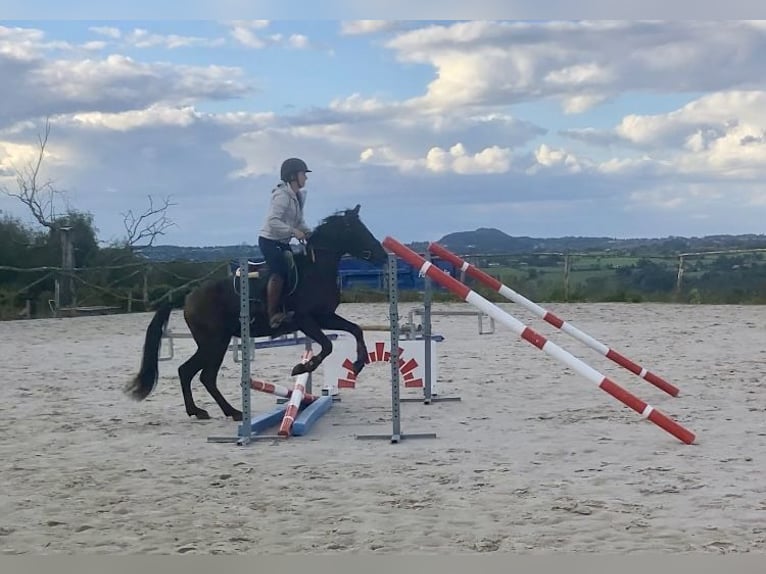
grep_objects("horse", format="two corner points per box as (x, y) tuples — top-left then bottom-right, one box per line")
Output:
(124, 204), (389, 421)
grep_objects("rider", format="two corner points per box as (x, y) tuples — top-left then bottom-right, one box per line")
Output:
(258, 157), (313, 329)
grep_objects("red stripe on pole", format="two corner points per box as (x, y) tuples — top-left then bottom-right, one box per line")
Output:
(599, 377), (647, 413)
(425, 265), (471, 299)
(645, 372), (677, 396)
(250, 379), (319, 403)
(278, 405), (298, 436)
(426, 242), (463, 266)
(606, 349), (643, 376)
(600, 379), (694, 444)
(250, 379), (277, 394)
(647, 410), (695, 445)
(391, 238), (430, 269)
(521, 327), (547, 350)
(386, 236), (695, 445)
(543, 311), (565, 329)
(427, 241), (680, 398)
(428, 241), (503, 291)
(606, 350), (679, 397)
(385, 237), (472, 299)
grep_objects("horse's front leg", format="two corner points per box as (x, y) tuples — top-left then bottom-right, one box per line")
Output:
(291, 316), (333, 376)
(319, 313), (369, 375)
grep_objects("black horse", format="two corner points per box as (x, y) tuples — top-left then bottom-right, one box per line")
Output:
(125, 204), (388, 421)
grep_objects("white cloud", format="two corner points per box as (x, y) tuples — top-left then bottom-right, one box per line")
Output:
(287, 34), (309, 49)
(339, 20), (407, 36)
(614, 91), (766, 147)
(0, 46), (253, 127)
(89, 26), (121, 39)
(224, 100), (542, 181)
(559, 90), (766, 181)
(360, 142), (513, 174)
(229, 20), (271, 30)
(227, 20), (319, 51)
(65, 105), (201, 131)
(384, 21), (766, 113)
(229, 21), (268, 48)
(0, 140), (50, 176)
(122, 28), (226, 49)
(527, 143), (587, 174)
(1, 25), (68, 59)
(5, 21), (766, 246)
(81, 41), (108, 51)
(427, 143), (512, 174)
(87, 23), (247, 51)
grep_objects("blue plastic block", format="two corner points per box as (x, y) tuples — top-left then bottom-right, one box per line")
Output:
(291, 395), (333, 436)
(249, 404), (288, 434)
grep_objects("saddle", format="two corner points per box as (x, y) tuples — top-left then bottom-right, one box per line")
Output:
(230, 251), (300, 305)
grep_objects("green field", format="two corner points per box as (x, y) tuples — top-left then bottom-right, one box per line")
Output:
(459, 251), (766, 304)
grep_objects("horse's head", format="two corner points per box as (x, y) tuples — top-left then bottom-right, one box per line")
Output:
(308, 204), (388, 265)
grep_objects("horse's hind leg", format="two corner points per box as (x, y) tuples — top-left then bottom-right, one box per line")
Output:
(200, 337), (242, 421)
(178, 349), (209, 419)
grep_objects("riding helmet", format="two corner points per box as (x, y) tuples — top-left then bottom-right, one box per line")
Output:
(280, 157), (312, 182)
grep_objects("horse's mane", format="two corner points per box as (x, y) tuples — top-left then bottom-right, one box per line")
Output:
(295, 208), (350, 259)
(305, 206), (362, 252)
(314, 207), (354, 230)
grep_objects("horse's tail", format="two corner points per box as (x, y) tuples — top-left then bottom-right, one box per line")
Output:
(124, 301), (173, 401)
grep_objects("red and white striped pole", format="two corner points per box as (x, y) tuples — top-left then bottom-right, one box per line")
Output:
(383, 237), (695, 445)
(250, 375), (319, 404)
(278, 350), (313, 437)
(428, 242), (680, 397)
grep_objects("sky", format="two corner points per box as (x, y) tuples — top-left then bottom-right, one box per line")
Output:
(3, 17), (766, 247)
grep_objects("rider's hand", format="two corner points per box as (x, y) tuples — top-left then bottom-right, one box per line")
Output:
(294, 229), (306, 241)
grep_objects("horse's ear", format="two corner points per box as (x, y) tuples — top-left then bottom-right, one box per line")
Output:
(353, 204), (361, 215)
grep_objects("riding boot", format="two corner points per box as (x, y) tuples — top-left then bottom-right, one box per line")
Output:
(267, 274), (291, 329)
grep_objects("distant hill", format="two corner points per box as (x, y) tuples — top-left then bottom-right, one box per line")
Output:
(420, 227), (617, 254)
(414, 228), (766, 257)
(135, 228), (766, 262)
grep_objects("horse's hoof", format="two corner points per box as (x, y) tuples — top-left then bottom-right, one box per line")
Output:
(191, 409), (211, 420)
(230, 410), (243, 422)
(291, 363), (308, 376)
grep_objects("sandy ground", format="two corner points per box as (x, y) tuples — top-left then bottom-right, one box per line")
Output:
(1, 301), (765, 555)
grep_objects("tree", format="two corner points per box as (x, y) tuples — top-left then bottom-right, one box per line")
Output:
(121, 194), (177, 250)
(0, 117), (80, 305)
(1, 117), (177, 308)
(2, 118), (60, 228)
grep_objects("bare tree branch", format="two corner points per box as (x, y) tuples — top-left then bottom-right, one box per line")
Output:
(0, 117), (67, 230)
(2, 117), (178, 253)
(121, 194), (177, 249)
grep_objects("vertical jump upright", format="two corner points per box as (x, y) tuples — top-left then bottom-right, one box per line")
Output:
(355, 252), (439, 443)
(208, 254), (254, 445)
(400, 249), (461, 406)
